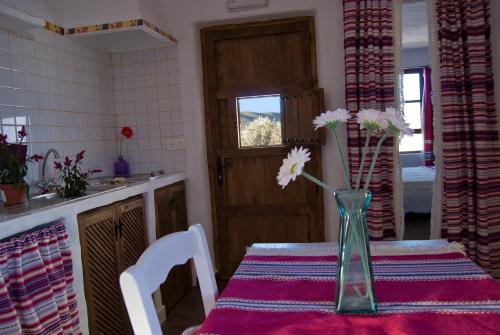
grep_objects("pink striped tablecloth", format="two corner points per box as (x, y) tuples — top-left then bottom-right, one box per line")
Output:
(197, 245), (500, 335)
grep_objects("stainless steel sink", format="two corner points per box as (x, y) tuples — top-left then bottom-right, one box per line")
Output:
(31, 192), (59, 200)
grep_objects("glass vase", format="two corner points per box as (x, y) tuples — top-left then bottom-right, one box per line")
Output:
(114, 155), (130, 177)
(334, 189), (377, 314)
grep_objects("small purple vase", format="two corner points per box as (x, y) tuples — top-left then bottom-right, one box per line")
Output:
(114, 155), (130, 177)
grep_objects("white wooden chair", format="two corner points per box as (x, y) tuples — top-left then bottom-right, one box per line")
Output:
(120, 223), (218, 335)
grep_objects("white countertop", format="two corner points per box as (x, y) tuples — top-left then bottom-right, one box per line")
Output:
(0, 172), (186, 239)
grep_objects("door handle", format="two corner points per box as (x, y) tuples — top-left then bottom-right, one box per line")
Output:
(216, 156), (223, 186)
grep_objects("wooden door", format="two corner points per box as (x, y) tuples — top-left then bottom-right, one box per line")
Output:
(155, 183), (191, 312)
(201, 17), (325, 278)
(78, 207), (129, 335)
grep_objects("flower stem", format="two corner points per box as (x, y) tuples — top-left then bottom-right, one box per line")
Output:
(301, 171), (337, 195)
(333, 128), (352, 190)
(355, 131), (372, 190)
(363, 132), (390, 193)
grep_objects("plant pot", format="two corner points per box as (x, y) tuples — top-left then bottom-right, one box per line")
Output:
(0, 144), (27, 166)
(0, 183), (26, 206)
(114, 155), (130, 177)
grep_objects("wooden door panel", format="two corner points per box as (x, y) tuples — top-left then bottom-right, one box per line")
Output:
(214, 32), (310, 91)
(202, 17), (324, 278)
(225, 214), (312, 268)
(283, 89), (325, 145)
(224, 155), (311, 206)
(78, 208), (128, 335)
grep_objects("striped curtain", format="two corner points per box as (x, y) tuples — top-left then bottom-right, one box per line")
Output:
(436, 0), (500, 276)
(344, 0), (397, 240)
(0, 220), (80, 334)
(422, 67), (434, 166)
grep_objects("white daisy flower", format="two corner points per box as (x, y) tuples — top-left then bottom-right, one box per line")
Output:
(277, 146), (311, 189)
(313, 108), (351, 130)
(357, 109), (388, 131)
(384, 107), (413, 138)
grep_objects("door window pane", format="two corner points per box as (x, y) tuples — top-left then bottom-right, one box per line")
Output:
(238, 95), (282, 148)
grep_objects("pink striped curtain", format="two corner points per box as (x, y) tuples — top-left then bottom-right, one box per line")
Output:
(0, 221), (80, 334)
(344, 0), (397, 240)
(436, 0), (500, 276)
(422, 67), (434, 166)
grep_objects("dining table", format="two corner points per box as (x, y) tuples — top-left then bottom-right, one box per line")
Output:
(196, 240), (500, 335)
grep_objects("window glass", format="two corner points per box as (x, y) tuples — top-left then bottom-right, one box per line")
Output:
(400, 133), (423, 153)
(403, 73), (421, 101)
(404, 102), (422, 129)
(400, 70), (423, 153)
(238, 95), (282, 148)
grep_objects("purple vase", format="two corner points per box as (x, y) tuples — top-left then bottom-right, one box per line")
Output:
(114, 156), (130, 177)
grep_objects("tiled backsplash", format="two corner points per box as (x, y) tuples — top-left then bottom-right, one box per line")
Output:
(0, 27), (185, 185)
(112, 47), (185, 174)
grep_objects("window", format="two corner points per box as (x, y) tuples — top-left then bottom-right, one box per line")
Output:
(400, 68), (424, 152)
(237, 95), (282, 148)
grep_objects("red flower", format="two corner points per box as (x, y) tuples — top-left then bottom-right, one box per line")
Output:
(64, 156), (72, 167)
(76, 150), (85, 162)
(17, 126), (27, 141)
(121, 126), (134, 139)
(90, 169), (103, 174)
(0, 134), (7, 144)
(54, 161), (63, 170)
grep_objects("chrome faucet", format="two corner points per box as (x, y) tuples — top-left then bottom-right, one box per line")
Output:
(41, 148), (60, 179)
(36, 148), (60, 193)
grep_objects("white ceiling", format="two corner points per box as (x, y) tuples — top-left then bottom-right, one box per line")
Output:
(402, 0), (429, 49)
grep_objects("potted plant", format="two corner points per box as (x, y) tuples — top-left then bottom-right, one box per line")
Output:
(54, 150), (102, 198)
(0, 127), (43, 206)
(115, 126), (134, 177)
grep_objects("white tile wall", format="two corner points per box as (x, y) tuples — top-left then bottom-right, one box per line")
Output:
(0, 28), (116, 183)
(0, 27), (185, 185)
(112, 46), (185, 174)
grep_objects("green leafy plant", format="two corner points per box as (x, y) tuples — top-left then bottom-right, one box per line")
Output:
(0, 127), (43, 187)
(240, 116), (281, 147)
(54, 150), (102, 198)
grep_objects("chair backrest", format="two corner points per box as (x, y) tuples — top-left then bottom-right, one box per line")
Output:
(120, 223), (218, 335)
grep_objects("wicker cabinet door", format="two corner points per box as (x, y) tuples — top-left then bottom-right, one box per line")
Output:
(117, 197), (147, 270)
(170, 184), (192, 297)
(155, 182), (191, 313)
(78, 207), (128, 335)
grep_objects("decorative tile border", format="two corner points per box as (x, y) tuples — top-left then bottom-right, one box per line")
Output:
(44, 18), (177, 44)
(44, 21), (65, 35)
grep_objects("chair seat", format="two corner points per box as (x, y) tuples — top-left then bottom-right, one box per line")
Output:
(181, 325), (200, 335)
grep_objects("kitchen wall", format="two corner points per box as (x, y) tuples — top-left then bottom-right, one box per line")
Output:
(0, 26), (185, 185)
(0, 27), (116, 182)
(111, 46), (185, 174)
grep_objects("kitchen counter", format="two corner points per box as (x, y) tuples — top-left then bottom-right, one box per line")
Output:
(0, 172), (186, 335)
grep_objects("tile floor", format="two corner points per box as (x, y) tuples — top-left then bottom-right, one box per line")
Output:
(162, 287), (205, 335)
